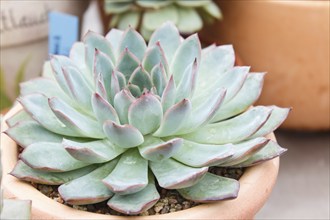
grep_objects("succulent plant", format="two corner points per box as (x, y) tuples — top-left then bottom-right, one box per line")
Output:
(4, 22), (289, 215)
(102, 0), (222, 40)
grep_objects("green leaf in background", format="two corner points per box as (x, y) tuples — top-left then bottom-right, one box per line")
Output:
(15, 56), (31, 96)
(0, 56), (31, 111)
(0, 67), (12, 110)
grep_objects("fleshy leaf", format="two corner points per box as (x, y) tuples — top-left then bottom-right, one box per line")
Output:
(170, 34), (201, 85)
(114, 70), (126, 90)
(138, 136), (182, 161)
(50, 55), (77, 95)
(92, 93), (120, 125)
(221, 67), (250, 103)
(142, 5), (178, 31)
(178, 88), (226, 134)
(5, 120), (63, 148)
(150, 63), (167, 96)
(175, 59), (198, 102)
(118, 27), (147, 61)
(103, 120), (144, 148)
(113, 89), (136, 124)
(20, 77), (71, 104)
(176, 7), (203, 33)
(58, 160), (118, 205)
(105, 29), (124, 59)
(249, 106), (291, 139)
(149, 22), (181, 64)
(218, 137), (270, 167)
(20, 142), (90, 172)
(104, 1), (131, 14)
(128, 92), (162, 135)
(127, 83), (142, 98)
(161, 75), (176, 113)
(63, 139), (125, 164)
(109, 71), (120, 105)
(150, 158), (208, 189)
(136, 0), (171, 8)
(94, 49), (114, 102)
(182, 106), (272, 144)
(173, 140), (233, 167)
(19, 94), (79, 137)
(142, 42), (169, 74)
(233, 140), (287, 167)
(62, 66), (93, 111)
(153, 99), (192, 137)
(103, 149), (148, 195)
(83, 31), (116, 64)
(193, 66), (249, 105)
(6, 109), (32, 127)
(109, 14), (120, 28)
(50, 55), (93, 93)
(41, 61), (54, 79)
(107, 175), (159, 215)
(128, 66), (153, 91)
(176, 0), (210, 7)
(197, 45), (235, 92)
(202, 1), (222, 19)
(201, 44), (216, 56)
(95, 73), (108, 100)
(178, 173), (239, 202)
(10, 160), (97, 185)
(117, 11), (140, 30)
(49, 97), (105, 138)
(211, 73), (265, 122)
(69, 42), (89, 78)
(116, 48), (140, 81)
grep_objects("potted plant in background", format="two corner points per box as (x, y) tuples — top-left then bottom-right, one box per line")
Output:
(0, 0), (89, 111)
(98, 0), (222, 40)
(96, 0), (246, 66)
(1, 23), (290, 219)
(199, 0), (329, 131)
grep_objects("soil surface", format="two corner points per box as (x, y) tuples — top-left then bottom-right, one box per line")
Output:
(32, 167), (244, 216)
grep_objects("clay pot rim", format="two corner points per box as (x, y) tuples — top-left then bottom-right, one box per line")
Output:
(259, 0), (328, 7)
(1, 104), (280, 219)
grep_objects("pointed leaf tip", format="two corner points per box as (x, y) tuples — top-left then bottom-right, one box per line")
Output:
(103, 120), (144, 148)
(178, 173), (239, 202)
(128, 92), (163, 135)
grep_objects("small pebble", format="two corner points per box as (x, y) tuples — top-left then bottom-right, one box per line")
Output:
(182, 201), (192, 210)
(154, 205), (163, 213)
(169, 198), (178, 204)
(160, 206), (170, 214)
(72, 205), (87, 211)
(176, 204), (182, 210)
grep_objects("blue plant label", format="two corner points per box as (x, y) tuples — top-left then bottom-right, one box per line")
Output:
(48, 11), (78, 56)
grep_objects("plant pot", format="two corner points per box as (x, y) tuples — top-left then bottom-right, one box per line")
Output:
(1, 104), (280, 219)
(0, 0), (89, 110)
(199, 1), (330, 131)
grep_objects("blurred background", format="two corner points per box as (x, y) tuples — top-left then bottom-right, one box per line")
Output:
(1, 0), (329, 219)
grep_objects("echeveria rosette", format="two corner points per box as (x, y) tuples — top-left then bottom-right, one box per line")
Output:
(103, 0), (222, 40)
(4, 23), (289, 215)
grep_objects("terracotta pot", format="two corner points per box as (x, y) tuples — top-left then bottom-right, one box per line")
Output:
(0, 0), (89, 107)
(1, 104), (280, 219)
(199, 1), (330, 131)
